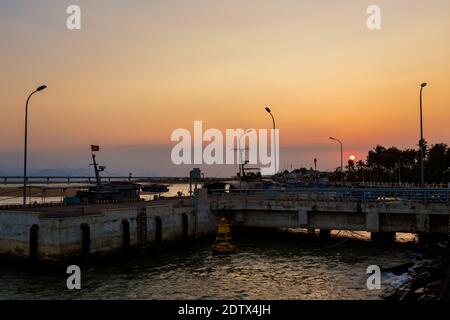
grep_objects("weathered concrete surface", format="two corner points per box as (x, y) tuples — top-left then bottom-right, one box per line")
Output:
(0, 192), (217, 263)
(0, 211), (40, 258)
(2, 190), (449, 263)
(210, 194), (450, 235)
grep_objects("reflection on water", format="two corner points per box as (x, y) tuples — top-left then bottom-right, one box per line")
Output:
(140, 183), (195, 200)
(0, 234), (417, 300)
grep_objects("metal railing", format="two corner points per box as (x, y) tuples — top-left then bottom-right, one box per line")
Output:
(0, 176), (228, 185)
(0, 176), (185, 184)
(210, 187), (450, 204)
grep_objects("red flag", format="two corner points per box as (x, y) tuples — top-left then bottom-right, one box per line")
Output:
(91, 145), (100, 152)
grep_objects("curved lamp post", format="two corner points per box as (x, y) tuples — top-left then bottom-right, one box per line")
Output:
(419, 82), (427, 188)
(329, 136), (343, 186)
(265, 107), (277, 174)
(23, 85), (47, 206)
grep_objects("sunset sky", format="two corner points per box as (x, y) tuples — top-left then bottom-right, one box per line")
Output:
(1, 0), (449, 176)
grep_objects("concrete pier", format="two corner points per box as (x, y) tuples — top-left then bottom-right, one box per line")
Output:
(0, 193), (217, 264)
(370, 232), (396, 245)
(1, 187), (449, 264)
(319, 229), (331, 240)
(417, 232), (444, 246)
(209, 190), (450, 240)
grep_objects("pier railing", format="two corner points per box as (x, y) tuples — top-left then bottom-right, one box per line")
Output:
(0, 176), (227, 185)
(210, 187), (450, 204)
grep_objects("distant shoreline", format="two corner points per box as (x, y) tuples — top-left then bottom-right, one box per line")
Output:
(0, 186), (78, 197)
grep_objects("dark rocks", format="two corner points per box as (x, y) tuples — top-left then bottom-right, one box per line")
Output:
(381, 262), (414, 275)
(425, 280), (442, 291)
(382, 243), (450, 301)
(412, 271), (432, 288)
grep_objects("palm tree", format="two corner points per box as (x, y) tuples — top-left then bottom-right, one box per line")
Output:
(426, 143), (448, 183)
(355, 160), (366, 183)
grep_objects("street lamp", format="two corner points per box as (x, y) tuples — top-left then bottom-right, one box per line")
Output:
(419, 82), (427, 188)
(23, 85), (47, 206)
(265, 107), (277, 174)
(329, 136), (343, 186)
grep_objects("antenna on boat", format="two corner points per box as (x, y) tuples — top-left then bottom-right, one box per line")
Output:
(90, 145), (104, 190)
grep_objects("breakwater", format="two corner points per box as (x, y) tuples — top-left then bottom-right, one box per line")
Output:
(0, 190), (216, 264)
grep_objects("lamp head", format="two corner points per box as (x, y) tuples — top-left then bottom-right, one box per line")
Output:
(36, 85), (47, 91)
(421, 83), (427, 88)
(265, 107), (271, 113)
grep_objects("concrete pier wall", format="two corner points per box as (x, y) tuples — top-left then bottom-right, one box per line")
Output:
(2, 190), (449, 263)
(0, 193), (217, 263)
(0, 211), (40, 258)
(210, 194), (450, 235)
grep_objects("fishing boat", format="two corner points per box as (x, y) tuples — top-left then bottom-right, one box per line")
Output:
(64, 151), (141, 205)
(141, 183), (169, 193)
(203, 161), (278, 195)
(212, 218), (236, 254)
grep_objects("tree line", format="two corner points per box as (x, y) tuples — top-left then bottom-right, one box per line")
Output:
(346, 143), (450, 184)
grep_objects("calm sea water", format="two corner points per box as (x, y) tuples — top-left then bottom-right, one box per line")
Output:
(0, 232), (416, 300)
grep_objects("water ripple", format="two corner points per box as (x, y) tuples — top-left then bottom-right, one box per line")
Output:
(0, 236), (416, 300)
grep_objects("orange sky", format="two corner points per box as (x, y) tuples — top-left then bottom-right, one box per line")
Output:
(0, 0), (449, 174)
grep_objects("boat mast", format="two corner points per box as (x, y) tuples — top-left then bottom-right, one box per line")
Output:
(92, 153), (103, 190)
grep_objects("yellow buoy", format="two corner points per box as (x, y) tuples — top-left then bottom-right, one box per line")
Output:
(212, 217), (236, 254)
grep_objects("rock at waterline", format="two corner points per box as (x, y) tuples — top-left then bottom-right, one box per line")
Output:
(381, 262), (414, 275)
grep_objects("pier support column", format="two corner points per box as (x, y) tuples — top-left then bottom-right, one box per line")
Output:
(417, 232), (441, 246)
(319, 229), (331, 240)
(137, 211), (148, 255)
(182, 213), (189, 241)
(122, 219), (130, 254)
(416, 212), (430, 233)
(80, 223), (90, 263)
(297, 209), (308, 226)
(448, 216), (450, 245)
(366, 210), (380, 233)
(371, 232), (396, 245)
(29, 224), (39, 265)
(155, 216), (162, 244)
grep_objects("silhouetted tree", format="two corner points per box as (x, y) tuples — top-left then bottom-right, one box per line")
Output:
(360, 143), (448, 184)
(426, 143), (448, 183)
